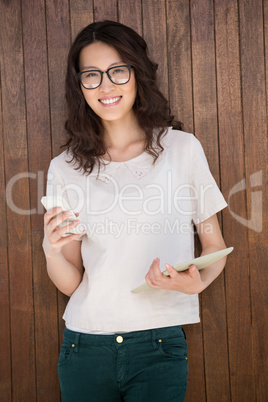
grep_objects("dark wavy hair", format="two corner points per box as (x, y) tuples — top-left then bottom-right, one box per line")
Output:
(64, 20), (182, 174)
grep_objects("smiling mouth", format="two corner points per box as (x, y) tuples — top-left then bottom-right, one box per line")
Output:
(99, 96), (122, 105)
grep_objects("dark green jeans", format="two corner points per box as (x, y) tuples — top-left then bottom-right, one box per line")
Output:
(58, 325), (188, 402)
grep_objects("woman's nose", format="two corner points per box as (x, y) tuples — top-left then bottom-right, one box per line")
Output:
(99, 72), (115, 91)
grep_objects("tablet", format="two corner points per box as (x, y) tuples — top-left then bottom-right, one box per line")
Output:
(131, 247), (234, 293)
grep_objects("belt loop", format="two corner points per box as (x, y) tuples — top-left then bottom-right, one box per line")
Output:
(151, 328), (157, 343)
(73, 331), (80, 353)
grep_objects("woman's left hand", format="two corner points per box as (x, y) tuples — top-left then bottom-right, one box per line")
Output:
(145, 258), (205, 294)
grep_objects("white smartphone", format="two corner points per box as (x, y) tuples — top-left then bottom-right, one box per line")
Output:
(41, 196), (84, 235)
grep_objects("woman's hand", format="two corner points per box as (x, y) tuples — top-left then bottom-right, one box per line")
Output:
(42, 207), (85, 258)
(145, 258), (205, 294)
(145, 215), (228, 294)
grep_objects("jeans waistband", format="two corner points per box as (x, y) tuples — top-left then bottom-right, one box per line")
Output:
(63, 325), (185, 347)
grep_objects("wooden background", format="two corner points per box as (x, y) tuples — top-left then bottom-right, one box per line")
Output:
(0, 0), (267, 401)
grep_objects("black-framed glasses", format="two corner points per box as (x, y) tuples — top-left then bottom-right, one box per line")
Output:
(77, 65), (133, 89)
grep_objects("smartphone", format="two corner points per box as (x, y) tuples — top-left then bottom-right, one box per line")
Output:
(41, 196), (84, 235)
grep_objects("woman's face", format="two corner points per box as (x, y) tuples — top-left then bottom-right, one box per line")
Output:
(79, 42), (137, 124)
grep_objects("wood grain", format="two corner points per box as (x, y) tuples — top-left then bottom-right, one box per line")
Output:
(69, 0), (93, 41)
(239, 0), (268, 400)
(183, 323), (206, 402)
(142, 0), (169, 99)
(166, 2), (205, 401)
(0, 39), (12, 402)
(261, 3), (268, 399)
(45, 0), (71, 156)
(190, 1), (230, 400)
(94, 0), (118, 21)
(215, 1), (255, 401)
(21, 0), (61, 400)
(0, 0), (36, 400)
(118, 0), (143, 35)
(32, 232), (60, 401)
(166, 0), (194, 132)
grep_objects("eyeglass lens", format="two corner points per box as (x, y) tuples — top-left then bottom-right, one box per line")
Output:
(81, 66), (130, 89)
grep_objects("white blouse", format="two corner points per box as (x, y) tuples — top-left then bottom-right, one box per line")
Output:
(46, 128), (227, 332)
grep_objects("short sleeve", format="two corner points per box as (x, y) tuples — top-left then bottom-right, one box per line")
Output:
(190, 136), (227, 224)
(45, 159), (84, 241)
(46, 159), (65, 198)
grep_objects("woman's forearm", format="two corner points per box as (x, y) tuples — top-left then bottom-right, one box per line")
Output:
(198, 244), (227, 291)
(45, 252), (83, 297)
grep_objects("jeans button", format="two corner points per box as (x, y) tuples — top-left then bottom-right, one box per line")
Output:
(116, 336), (123, 343)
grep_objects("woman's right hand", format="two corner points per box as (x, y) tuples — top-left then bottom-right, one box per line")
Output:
(42, 207), (85, 258)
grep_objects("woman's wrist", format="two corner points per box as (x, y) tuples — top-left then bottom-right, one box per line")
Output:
(45, 250), (63, 261)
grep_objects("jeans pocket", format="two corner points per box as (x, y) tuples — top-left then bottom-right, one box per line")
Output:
(155, 336), (188, 359)
(58, 341), (75, 367)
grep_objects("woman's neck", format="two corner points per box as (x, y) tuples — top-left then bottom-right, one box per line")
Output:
(101, 114), (146, 162)
(102, 113), (145, 150)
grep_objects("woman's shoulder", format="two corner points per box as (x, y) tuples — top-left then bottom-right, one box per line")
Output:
(49, 149), (81, 175)
(50, 149), (75, 167)
(164, 127), (199, 150)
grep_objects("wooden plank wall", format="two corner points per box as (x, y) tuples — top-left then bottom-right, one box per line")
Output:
(0, 0), (267, 400)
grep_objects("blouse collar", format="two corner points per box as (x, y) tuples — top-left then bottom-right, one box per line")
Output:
(92, 129), (171, 183)
(95, 151), (154, 183)
(65, 128), (172, 184)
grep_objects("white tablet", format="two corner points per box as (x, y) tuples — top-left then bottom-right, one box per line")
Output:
(131, 247), (234, 293)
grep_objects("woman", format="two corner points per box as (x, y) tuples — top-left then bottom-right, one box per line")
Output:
(43, 20), (228, 402)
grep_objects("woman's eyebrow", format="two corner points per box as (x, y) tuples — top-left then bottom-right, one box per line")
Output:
(81, 61), (124, 71)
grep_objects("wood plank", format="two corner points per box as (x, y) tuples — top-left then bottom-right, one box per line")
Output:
(190, 1), (230, 400)
(0, 49), (12, 402)
(183, 323), (206, 402)
(142, 0), (169, 105)
(21, 0), (51, 232)
(69, 0), (93, 41)
(32, 232), (61, 401)
(21, 0), (60, 400)
(45, 0), (72, 352)
(190, 0), (219, 174)
(0, 0), (36, 400)
(118, 0), (143, 35)
(94, 0), (117, 22)
(45, 0), (71, 156)
(239, 0), (268, 400)
(166, 2), (204, 401)
(166, 0), (194, 137)
(215, 1), (255, 401)
(260, 3), (268, 400)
